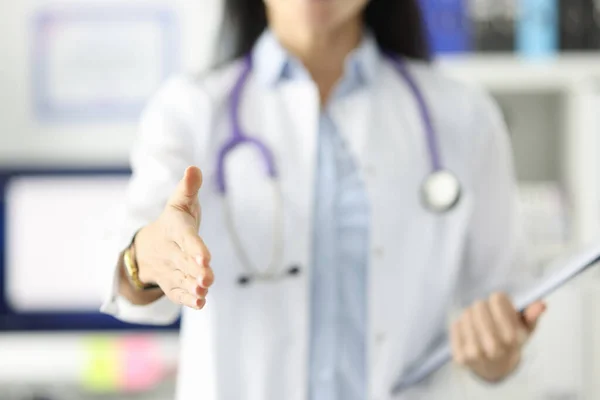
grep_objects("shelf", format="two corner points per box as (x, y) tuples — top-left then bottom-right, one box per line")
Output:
(435, 53), (600, 92)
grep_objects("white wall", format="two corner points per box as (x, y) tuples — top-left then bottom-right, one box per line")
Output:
(0, 0), (223, 167)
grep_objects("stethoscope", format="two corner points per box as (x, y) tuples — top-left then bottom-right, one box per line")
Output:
(216, 52), (462, 286)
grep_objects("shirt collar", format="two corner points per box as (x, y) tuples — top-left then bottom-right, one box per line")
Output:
(251, 29), (380, 88)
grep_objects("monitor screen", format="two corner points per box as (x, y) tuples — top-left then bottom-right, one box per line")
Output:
(0, 168), (179, 331)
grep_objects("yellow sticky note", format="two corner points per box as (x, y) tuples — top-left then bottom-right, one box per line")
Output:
(81, 336), (121, 392)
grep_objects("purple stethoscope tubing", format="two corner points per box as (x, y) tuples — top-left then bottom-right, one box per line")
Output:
(216, 55), (278, 195)
(386, 53), (442, 172)
(215, 52), (445, 196)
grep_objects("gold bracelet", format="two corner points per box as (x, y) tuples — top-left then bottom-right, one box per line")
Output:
(123, 246), (159, 291)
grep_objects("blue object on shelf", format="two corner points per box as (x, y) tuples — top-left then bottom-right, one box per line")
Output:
(419, 0), (471, 55)
(517, 0), (559, 59)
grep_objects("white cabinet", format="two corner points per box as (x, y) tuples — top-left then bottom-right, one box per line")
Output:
(440, 54), (600, 400)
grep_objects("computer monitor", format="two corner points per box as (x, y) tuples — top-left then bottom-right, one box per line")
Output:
(0, 168), (179, 331)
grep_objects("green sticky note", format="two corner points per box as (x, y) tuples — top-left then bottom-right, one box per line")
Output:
(81, 336), (121, 392)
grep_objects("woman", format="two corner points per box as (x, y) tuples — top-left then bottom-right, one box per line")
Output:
(102, 0), (546, 399)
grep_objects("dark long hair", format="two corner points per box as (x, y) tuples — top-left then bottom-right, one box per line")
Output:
(215, 0), (431, 66)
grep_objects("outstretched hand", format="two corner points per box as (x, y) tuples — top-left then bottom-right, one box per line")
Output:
(134, 166), (215, 309)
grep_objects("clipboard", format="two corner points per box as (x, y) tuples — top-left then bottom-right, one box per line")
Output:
(390, 240), (600, 395)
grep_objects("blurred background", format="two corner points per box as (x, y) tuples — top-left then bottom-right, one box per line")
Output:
(1, 0), (600, 399)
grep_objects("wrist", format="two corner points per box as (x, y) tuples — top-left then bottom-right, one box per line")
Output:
(124, 228), (159, 290)
(129, 239), (151, 285)
(118, 252), (163, 305)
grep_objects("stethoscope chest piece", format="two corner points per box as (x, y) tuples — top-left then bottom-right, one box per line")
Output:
(421, 170), (461, 213)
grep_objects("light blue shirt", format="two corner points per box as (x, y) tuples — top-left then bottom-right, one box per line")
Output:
(253, 31), (378, 400)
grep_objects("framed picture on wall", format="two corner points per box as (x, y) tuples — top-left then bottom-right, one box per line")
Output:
(31, 5), (180, 122)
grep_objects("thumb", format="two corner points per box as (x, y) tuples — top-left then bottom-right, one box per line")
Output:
(522, 301), (547, 333)
(168, 166), (203, 208)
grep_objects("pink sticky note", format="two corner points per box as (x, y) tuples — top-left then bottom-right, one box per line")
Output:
(118, 335), (164, 392)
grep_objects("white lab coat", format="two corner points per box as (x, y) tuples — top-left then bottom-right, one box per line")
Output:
(101, 55), (530, 400)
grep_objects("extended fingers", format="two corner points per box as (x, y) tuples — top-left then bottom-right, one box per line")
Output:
(168, 288), (207, 310)
(160, 242), (213, 310)
(180, 232), (213, 288)
(169, 233), (214, 289)
(198, 265), (215, 289)
(168, 268), (209, 298)
(161, 268), (208, 310)
(169, 239), (205, 275)
(178, 229), (212, 268)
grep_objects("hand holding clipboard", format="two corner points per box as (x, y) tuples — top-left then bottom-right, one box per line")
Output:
(391, 240), (600, 395)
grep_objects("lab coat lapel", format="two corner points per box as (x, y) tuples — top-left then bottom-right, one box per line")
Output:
(266, 80), (319, 219)
(363, 62), (476, 397)
(260, 80), (320, 400)
(361, 63), (439, 397)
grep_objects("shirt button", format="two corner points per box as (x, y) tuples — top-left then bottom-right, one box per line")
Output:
(372, 247), (384, 258)
(376, 333), (386, 344)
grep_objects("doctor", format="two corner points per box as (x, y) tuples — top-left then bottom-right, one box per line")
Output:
(101, 0), (546, 398)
